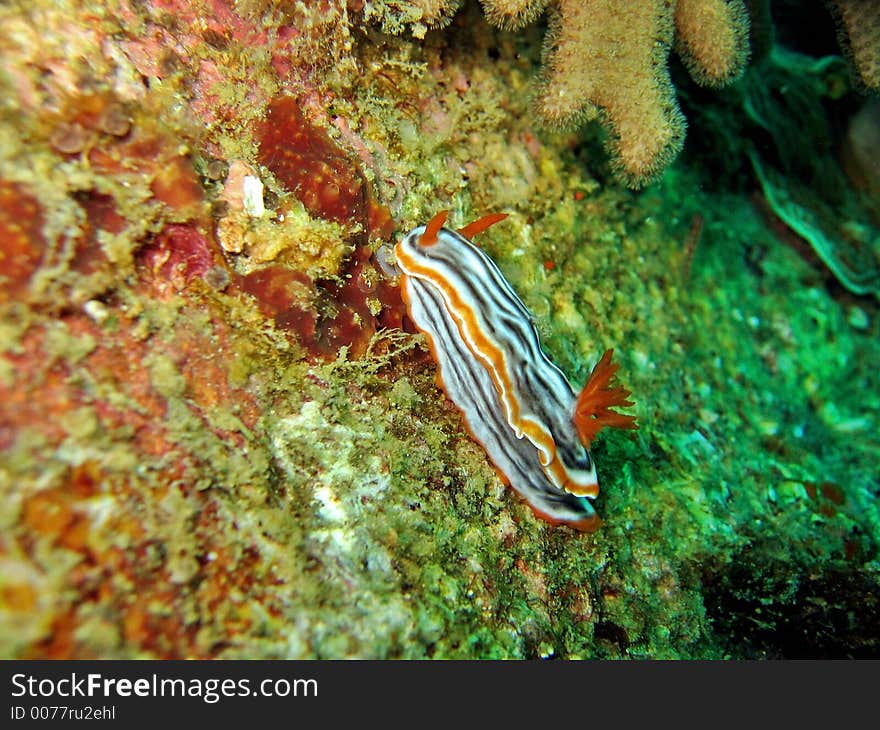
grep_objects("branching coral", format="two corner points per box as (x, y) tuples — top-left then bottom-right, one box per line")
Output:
(366, 1), (875, 187)
(827, 0), (880, 91)
(537, 0), (681, 186)
(472, 0), (751, 187)
(479, 0), (547, 29)
(674, 0), (751, 86)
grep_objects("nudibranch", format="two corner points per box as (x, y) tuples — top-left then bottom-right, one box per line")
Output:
(395, 211), (638, 532)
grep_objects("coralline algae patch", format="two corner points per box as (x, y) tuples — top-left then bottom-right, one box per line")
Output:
(0, 77), (214, 308)
(0, 268), (290, 656)
(5, 91), (401, 363)
(46, 91), (205, 229)
(0, 0), (400, 360)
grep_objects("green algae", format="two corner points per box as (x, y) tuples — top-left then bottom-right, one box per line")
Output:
(741, 49), (880, 298)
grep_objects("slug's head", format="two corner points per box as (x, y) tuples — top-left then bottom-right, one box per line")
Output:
(399, 210), (510, 252)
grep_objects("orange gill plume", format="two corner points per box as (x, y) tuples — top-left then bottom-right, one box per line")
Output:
(573, 349), (638, 448)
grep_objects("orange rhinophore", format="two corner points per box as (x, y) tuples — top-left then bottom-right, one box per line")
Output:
(457, 213), (509, 240)
(419, 210), (449, 246)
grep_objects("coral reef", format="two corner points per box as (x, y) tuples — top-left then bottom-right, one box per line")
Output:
(0, 0), (878, 660)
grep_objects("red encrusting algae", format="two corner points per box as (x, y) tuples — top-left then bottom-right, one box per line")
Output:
(244, 94), (402, 358)
(0, 180), (46, 303)
(258, 96), (367, 228)
(238, 246), (405, 359)
(71, 192), (126, 276)
(138, 224), (229, 289)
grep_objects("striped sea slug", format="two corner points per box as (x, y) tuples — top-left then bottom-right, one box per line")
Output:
(395, 211), (637, 531)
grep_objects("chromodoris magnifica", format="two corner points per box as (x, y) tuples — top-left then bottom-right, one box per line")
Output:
(396, 211), (637, 532)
